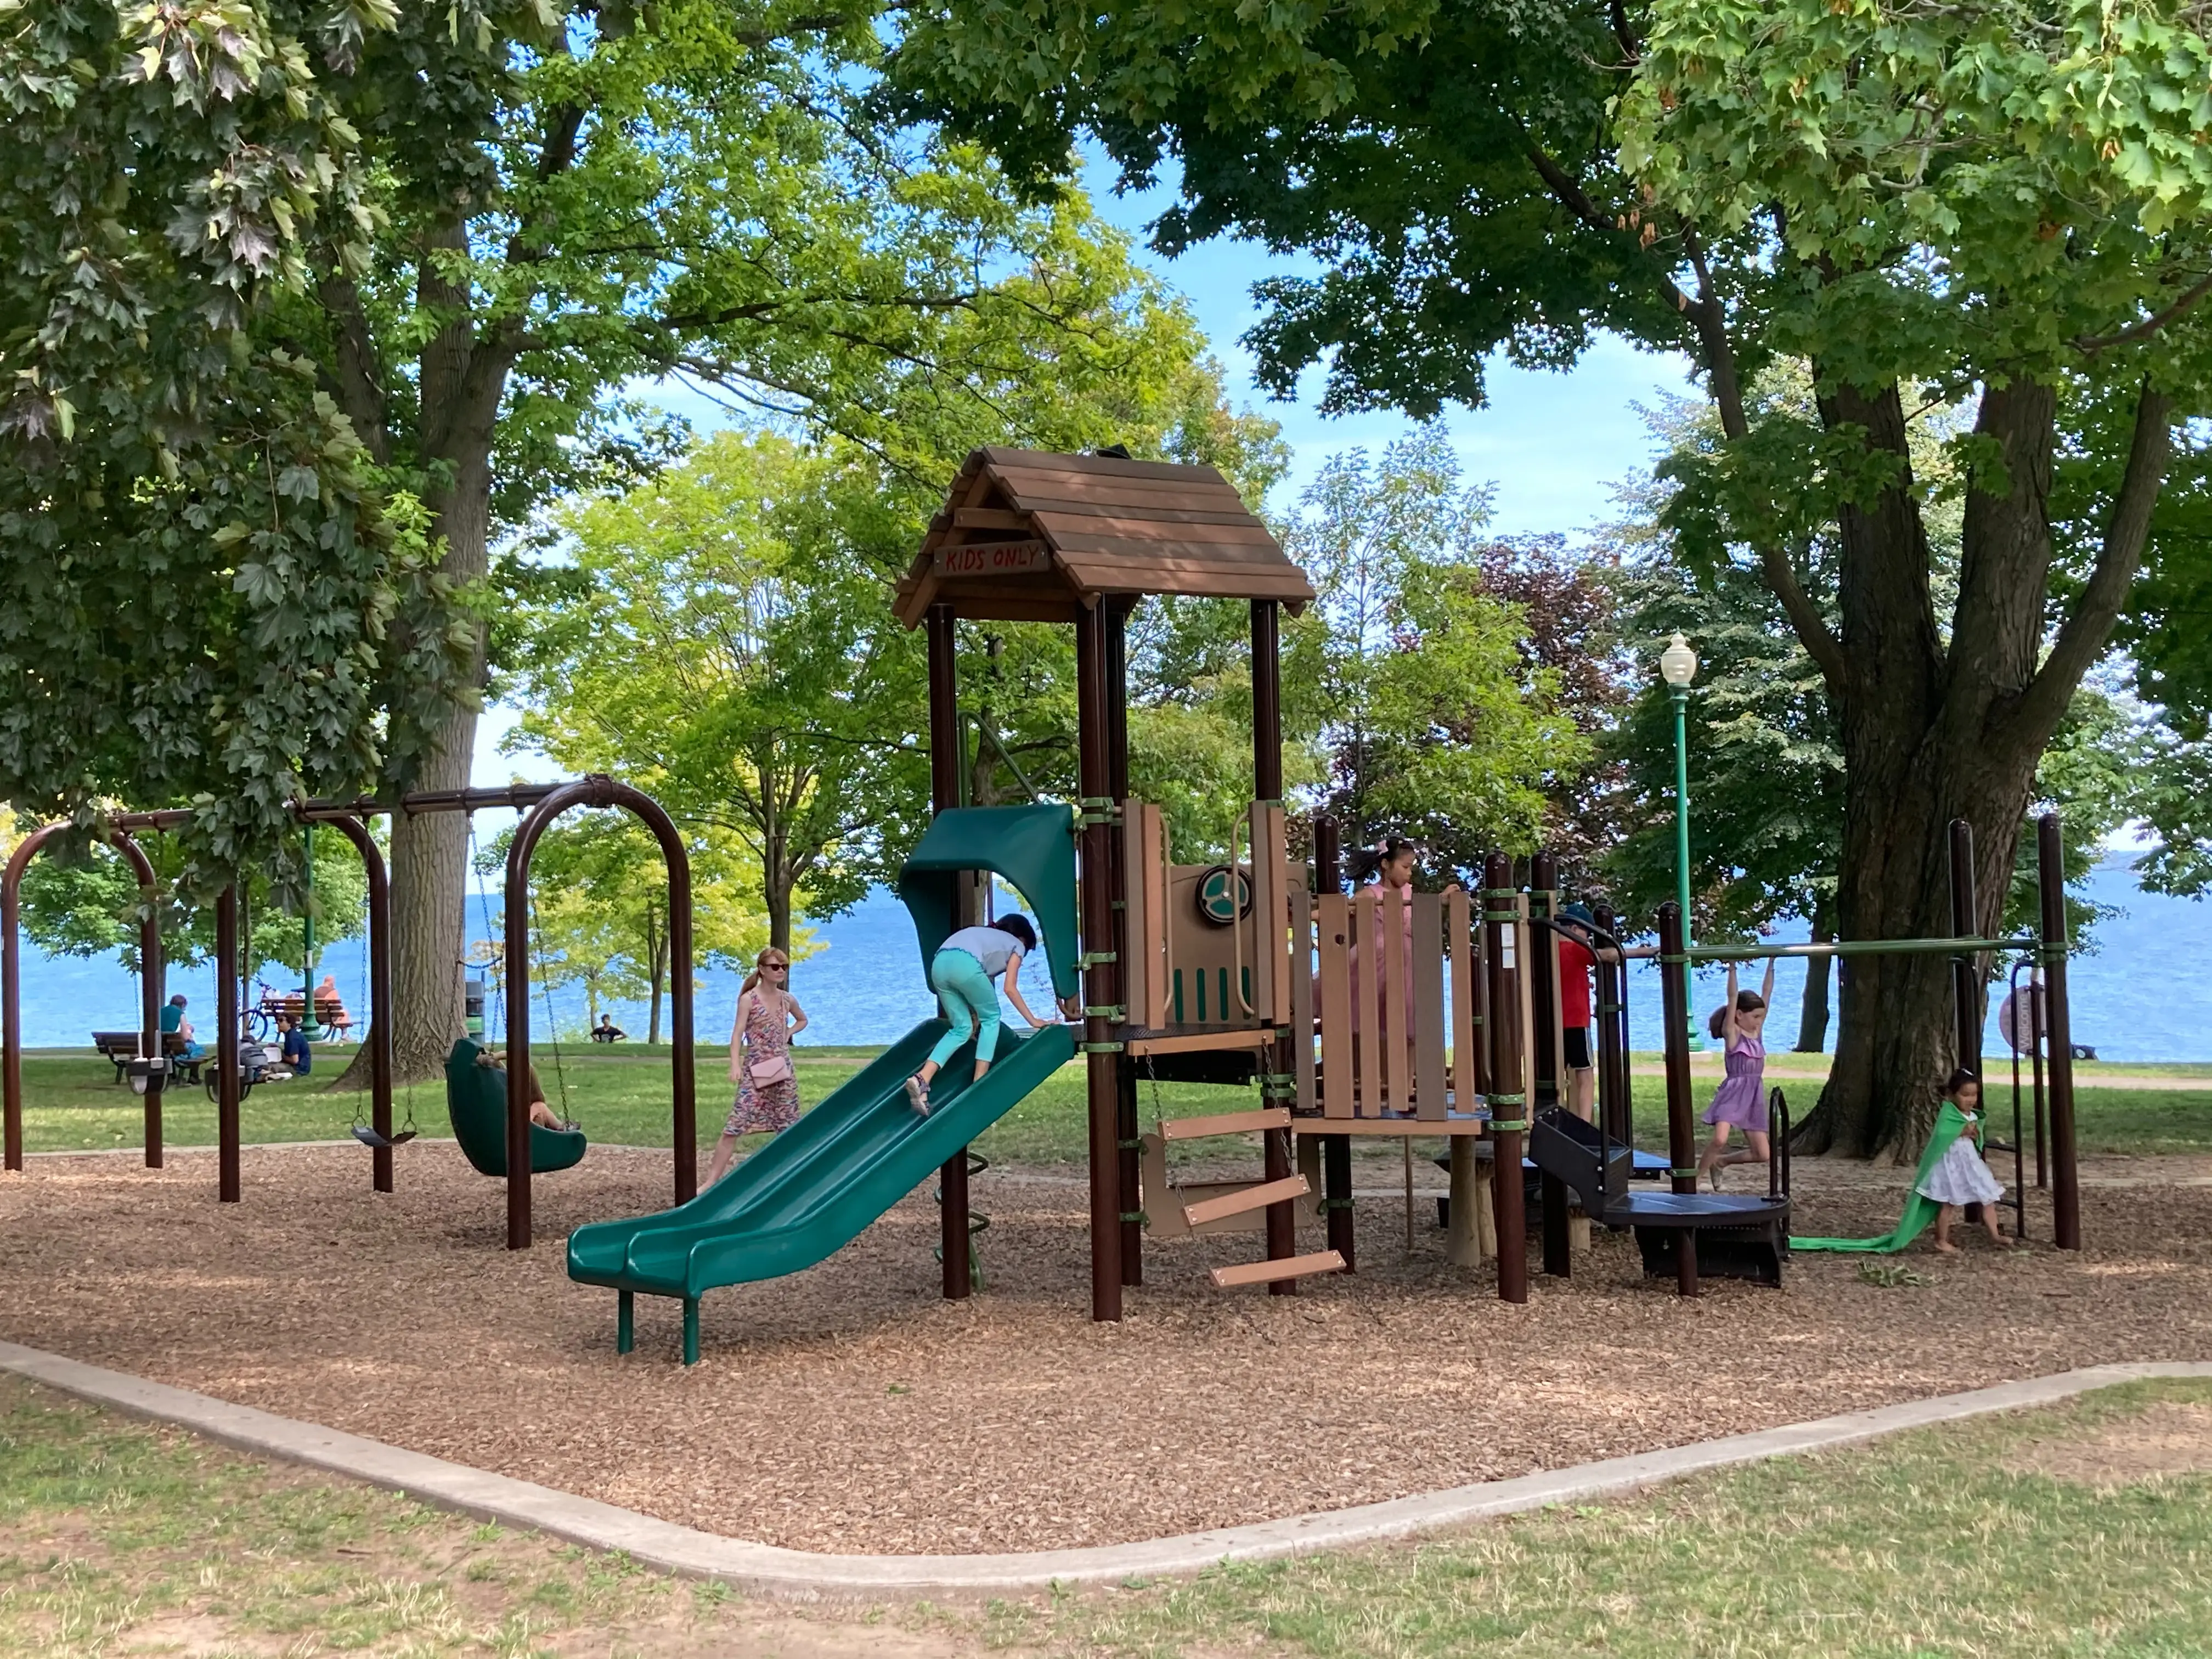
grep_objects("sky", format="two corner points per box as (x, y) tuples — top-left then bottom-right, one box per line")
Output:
(472, 149), (1701, 789)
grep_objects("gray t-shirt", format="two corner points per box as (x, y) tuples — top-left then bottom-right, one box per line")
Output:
(940, 925), (1022, 979)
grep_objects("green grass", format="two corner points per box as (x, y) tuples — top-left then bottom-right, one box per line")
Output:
(16, 1045), (2212, 1164)
(1006, 1378), (2212, 1658)
(8, 1370), (2212, 1656)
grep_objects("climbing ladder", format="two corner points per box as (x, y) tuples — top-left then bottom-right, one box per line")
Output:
(1145, 1107), (1345, 1288)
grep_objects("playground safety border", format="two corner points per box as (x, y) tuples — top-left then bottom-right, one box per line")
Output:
(2, 1341), (2206, 1598)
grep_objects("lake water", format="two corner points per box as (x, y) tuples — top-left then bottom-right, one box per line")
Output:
(5, 857), (2187, 1062)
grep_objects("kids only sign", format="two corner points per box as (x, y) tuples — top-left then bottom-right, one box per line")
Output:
(933, 539), (1050, 577)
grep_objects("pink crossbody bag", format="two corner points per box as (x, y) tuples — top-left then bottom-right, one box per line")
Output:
(743, 991), (794, 1086)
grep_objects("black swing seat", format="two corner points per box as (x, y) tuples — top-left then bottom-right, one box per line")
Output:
(351, 1123), (418, 1150)
(444, 1037), (587, 1177)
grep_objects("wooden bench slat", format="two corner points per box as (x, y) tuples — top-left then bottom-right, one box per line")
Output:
(1209, 1250), (1346, 1288)
(1181, 1175), (1309, 1227)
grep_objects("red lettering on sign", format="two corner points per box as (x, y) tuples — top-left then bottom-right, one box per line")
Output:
(934, 539), (1049, 577)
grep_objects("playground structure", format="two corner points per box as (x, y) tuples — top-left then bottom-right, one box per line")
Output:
(0, 778), (698, 1230)
(0, 447), (2087, 1367)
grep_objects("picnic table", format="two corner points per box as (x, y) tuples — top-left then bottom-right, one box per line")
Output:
(89, 1030), (204, 1085)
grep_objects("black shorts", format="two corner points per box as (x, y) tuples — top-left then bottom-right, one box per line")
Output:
(1562, 1026), (1592, 1071)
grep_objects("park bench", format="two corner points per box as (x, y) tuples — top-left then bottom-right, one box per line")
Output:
(90, 1030), (204, 1086)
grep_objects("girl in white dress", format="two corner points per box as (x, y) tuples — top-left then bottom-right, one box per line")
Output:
(1920, 1069), (2010, 1253)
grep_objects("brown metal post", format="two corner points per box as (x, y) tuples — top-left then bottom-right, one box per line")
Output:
(1657, 901), (1697, 1294)
(1594, 902), (1629, 1148)
(1252, 599), (1296, 1291)
(323, 815), (394, 1193)
(216, 884), (241, 1203)
(1313, 815), (1353, 1269)
(1528, 850), (1559, 1109)
(1948, 819), (1982, 1075)
(2038, 814), (2081, 1250)
(505, 775), (697, 1250)
(0, 825), (66, 1172)
(1109, 601), (1142, 1287)
(1483, 852), (1528, 1304)
(926, 603), (974, 1298)
(1075, 603), (1123, 1318)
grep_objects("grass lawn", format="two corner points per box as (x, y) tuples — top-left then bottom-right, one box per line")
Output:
(16, 1045), (2212, 1165)
(4, 1372), (2211, 1656)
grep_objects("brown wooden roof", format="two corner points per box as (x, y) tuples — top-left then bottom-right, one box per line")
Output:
(893, 447), (1314, 627)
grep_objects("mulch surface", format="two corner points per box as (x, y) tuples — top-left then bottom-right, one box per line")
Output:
(1, 1143), (2207, 1554)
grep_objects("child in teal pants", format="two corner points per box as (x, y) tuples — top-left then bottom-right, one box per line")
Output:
(905, 915), (1057, 1115)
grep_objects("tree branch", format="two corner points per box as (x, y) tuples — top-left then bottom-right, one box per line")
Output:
(2016, 380), (2174, 736)
(312, 270), (391, 464)
(2072, 269), (2212, 356)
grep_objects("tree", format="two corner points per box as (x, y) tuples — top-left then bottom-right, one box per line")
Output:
(12, 0), (1252, 1085)
(894, 0), (2212, 1153)
(1280, 435), (1585, 876)
(507, 814), (766, 1043)
(16, 822), (371, 989)
(1, 4), (473, 897)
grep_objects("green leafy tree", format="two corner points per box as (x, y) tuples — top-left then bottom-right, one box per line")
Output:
(14, 822), (371, 992)
(0, 3), (472, 896)
(893, 0), (2212, 1155)
(1282, 435), (1585, 877)
(14, 0), (1256, 1084)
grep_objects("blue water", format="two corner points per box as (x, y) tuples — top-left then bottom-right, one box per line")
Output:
(2, 858), (2186, 1060)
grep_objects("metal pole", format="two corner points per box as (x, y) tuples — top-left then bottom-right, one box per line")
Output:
(301, 823), (323, 1040)
(1658, 900), (1697, 1294)
(216, 884), (241, 1203)
(1948, 819), (1979, 1075)
(1594, 902), (1629, 1149)
(926, 603), (973, 1300)
(1483, 851), (1527, 1305)
(2038, 814), (2080, 1250)
(1314, 815), (1354, 1271)
(112, 832), (165, 1170)
(1075, 602), (1122, 1319)
(1671, 687), (1693, 944)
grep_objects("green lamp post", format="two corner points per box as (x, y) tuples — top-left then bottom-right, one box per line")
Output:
(1658, 631), (1703, 1051)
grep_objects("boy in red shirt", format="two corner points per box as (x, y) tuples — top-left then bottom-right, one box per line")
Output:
(1556, 903), (1601, 1121)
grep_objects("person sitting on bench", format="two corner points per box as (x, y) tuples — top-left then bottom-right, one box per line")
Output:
(158, 994), (205, 1060)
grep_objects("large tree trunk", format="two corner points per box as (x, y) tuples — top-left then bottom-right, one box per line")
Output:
(337, 218), (506, 1086)
(1794, 893), (1835, 1052)
(1796, 376), (2161, 1158)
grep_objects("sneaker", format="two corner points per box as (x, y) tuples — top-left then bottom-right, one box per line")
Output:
(904, 1075), (930, 1116)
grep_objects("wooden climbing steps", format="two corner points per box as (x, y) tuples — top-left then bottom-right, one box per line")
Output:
(1210, 1250), (1346, 1288)
(1182, 1174), (1308, 1228)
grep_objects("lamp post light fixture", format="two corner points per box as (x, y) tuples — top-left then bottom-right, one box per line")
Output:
(1658, 632), (1703, 1051)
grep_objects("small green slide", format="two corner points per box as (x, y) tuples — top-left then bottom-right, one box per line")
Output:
(567, 803), (1081, 1362)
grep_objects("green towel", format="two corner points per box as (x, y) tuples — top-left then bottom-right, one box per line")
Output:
(1792, 1101), (1979, 1254)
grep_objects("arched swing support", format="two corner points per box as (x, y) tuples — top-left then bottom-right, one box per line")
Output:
(504, 775), (695, 1250)
(4, 824), (165, 1172)
(315, 814), (396, 1192)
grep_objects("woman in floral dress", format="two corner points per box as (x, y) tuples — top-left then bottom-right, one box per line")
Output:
(705, 949), (807, 1186)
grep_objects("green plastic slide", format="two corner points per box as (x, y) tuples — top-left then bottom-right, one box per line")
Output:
(1791, 1101), (1978, 1254)
(568, 802), (1084, 1352)
(567, 1018), (1073, 1301)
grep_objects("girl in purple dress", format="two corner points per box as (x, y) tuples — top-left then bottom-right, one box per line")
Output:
(1696, 957), (1777, 1190)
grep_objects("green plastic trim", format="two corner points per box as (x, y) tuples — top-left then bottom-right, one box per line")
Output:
(1077, 950), (1119, 967)
(1319, 1197), (1356, 1212)
(1488, 1092), (1526, 1105)
(1119, 1210), (1146, 1224)
(1084, 1003), (1127, 1021)
(1117, 1136), (1145, 1150)
(1670, 1166), (1700, 1178)
(1488, 1119), (1530, 1133)
(1079, 1041), (1125, 1054)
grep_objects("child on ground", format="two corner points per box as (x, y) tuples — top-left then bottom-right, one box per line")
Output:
(1920, 1068), (2011, 1252)
(707, 949), (807, 1186)
(1696, 957), (1778, 1189)
(905, 915), (1057, 1116)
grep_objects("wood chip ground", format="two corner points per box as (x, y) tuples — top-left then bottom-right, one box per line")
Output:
(2, 1144), (2208, 1555)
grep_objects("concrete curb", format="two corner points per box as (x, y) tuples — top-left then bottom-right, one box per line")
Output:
(3, 1341), (2207, 1598)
